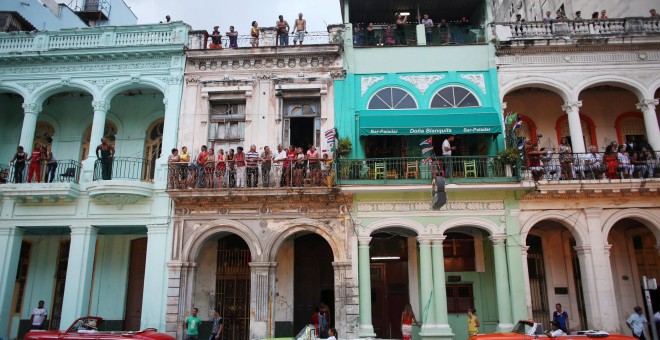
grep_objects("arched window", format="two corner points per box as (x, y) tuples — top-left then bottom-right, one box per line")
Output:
(143, 119), (164, 181)
(430, 86), (480, 108)
(557, 115), (596, 149)
(81, 121), (118, 161)
(33, 122), (55, 151)
(367, 87), (417, 110)
(615, 113), (646, 144)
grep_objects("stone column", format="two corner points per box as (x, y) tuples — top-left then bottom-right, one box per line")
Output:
(165, 261), (185, 337)
(60, 225), (98, 330)
(491, 235), (514, 331)
(357, 237), (376, 337)
(418, 237), (436, 335)
(561, 100), (586, 153)
(430, 237), (454, 338)
(19, 103), (42, 155)
(333, 261), (357, 340)
(249, 262), (276, 339)
(141, 224), (170, 331)
(520, 246), (533, 319)
(636, 99), (660, 151)
(0, 227), (24, 338)
(155, 79), (183, 187)
(88, 100), (110, 159)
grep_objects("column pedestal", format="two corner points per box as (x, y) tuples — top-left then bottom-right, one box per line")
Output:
(60, 225), (98, 330)
(0, 227), (24, 339)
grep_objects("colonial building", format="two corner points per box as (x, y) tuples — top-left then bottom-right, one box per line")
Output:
(0, 22), (189, 339)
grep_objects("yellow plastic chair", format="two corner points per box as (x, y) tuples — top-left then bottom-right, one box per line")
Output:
(464, 160), (477, 178)
(374, 162), (386, 179)
(405, 161), (419, 179)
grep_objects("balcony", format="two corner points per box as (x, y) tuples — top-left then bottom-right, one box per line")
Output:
(352, 22), (486, 47)
(491, 17), (660, 47)
(188, 27), (343, 50)
(0, 160), (82, 202)
(76, 0), (110, 22)
(87, 157), (154, 206)
(0, 22), (190, 56)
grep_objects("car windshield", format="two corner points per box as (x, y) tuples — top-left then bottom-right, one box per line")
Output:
(512, 321), (536, 335)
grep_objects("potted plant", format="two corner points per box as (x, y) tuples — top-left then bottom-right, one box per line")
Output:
(497, 147), (521, 177)
(337, 136), (352, 156)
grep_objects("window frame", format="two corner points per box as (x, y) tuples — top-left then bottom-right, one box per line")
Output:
(367, 86), (419, 110)
(429, 85), (482, 109)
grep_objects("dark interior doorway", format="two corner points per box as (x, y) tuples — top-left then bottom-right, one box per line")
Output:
(124, 237), (147, 330)
(370, 233), (409, 339)
(289, 117), (314, 150)
(293, 234), (334, 335)
(216, 235), (251, 340)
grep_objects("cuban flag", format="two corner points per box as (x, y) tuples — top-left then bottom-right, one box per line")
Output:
(513, 118), (522, 130)
(419, 136), (432, 146)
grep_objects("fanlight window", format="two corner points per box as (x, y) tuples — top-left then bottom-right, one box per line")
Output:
(431, 86), (480, 108)
(368, 87), (417, 110)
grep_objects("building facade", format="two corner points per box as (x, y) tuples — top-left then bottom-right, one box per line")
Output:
(0, 22), (189, 340)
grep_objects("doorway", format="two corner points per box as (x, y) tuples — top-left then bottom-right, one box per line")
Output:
(369, 233), (409, 339)
(289, 117), (315, 150)
(216, 235), (251, 340)
(293, 234), (334, 334)
(283, 101), (320, 151)
(50, 240), (71, 331)
(124, 238), (147, 330)
(527, 235), (550, 331)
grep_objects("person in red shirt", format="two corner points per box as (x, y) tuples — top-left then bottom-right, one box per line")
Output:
(285, 145), (297, 186)
(27, 144), (44, 183)
(196, 145), (209, 187)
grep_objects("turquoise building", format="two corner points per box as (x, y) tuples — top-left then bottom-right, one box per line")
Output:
(0, 22), (189, 339)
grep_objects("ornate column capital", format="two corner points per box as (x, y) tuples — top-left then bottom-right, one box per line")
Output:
(146, 224), (169, 235)
(69, 225), (99, 236)
(521, 245), (530, 256)
(501, 101), (507, 110)
(489, 234), (507, 246)
(561, 100), (582, 113)
(92, 100), (110, 112)
(573, 244), (592, 256)
(430, 236), (447, 246)
(417, 235), (433, 246)
(357, 236), (372, 246)
(636, 98), (659, 111)
(22, 102), (42, 114)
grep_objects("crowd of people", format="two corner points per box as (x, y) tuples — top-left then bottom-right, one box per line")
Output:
(353, 14), (472, 46)
(514, 7), (658, 22)
(207, 13), (307, 49)
(167, 144), (334, 189)
(7, 144), (58, 184)
(525, 137), (657, 182)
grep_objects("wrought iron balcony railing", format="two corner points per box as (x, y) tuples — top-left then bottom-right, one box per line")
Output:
(352, 23), (486, 47)
(93, 157), (153, 182)
(5, 159), (82, 184)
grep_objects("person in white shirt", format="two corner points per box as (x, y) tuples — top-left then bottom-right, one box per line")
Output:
(30, 300), (48, 330)
(327, 327), (337, 340)
(272, 144), (287, 187)
(627, 306), (648, 340)
(546, 321), (566, 338)
(442, 135), (456, 177)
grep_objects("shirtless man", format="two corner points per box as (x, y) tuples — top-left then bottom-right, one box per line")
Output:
(292, 13), (307, 45)
(276, 15), (290, 46)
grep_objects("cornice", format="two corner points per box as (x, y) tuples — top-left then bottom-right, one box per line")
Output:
(496, 42), (660, 56)
(0, 50), (182, 70)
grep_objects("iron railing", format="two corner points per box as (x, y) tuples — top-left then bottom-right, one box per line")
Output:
(522, 151), (659, 181)
(167, 160), (335, 190)
(352, 23), (486, 46)
(93, 157), (153, 182)
(0, 163), (9, 184)
(336, 156), (521, 184)
(6, 159), (82, 184)
(202, 31), (335, 49)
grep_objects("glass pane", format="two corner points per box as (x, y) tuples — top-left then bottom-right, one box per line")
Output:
(375, 89), (393, 108)
(368, 95), (391, 109)
(458, 93), (480, 107)
(395, 94), (417, 109)
(431, 94), (453, 108)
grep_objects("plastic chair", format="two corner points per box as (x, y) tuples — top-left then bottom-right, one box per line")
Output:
(464, 160), (477, 178)
(374, 162), (386, 179)
(405, 161), (419, 179)
(59, 167), (76, 182)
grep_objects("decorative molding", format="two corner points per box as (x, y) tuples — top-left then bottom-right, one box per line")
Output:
(356, 200), (505, 213)
(130, 74), (141, 83)
(399, 75), (445, 94)
(85, 78), (118, 90)
(0, 60), (172, 75)
(561, 100), (582, 112)
(60, 76), (71, 86)
(330, 70), (346, 79)
(91, 193), (147, 207)
(190, 54), (340, 72)
(22, 102), (42, 113)
(185, 76), (200, 84)
(361, 76), (384, 96)
(16, 81), (47, 93)
(636, 98), (659, 111)
(497, 51), (660, 64)
(460, 74), (486, 94)
(92, 100), (110, 112)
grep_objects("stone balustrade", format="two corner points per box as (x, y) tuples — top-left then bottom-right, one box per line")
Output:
(0, 22), (190, 54)
(492, 17), (660, 41)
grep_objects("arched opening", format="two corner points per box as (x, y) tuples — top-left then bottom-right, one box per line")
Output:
(615, 112), (645, 145)
(607, 217), (660, 333)
(525, 221), (588, 332)
(143, 119), (164, 181)
(578, 85), (640, 150)
(195, 233), (251, 340)
(81, 120), (118, 162)
(273, 232), (334, 337)
(34, 122), (55, 152)
(430, 85), (480, 108)
(367, 87), (418, 110)
(503, 87), (565, 150)
(555, 114), (597, 150)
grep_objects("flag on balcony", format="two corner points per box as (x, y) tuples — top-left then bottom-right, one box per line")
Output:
(419, 136), (432, 146)
(505, 112), (518, 125)
(513, 117), (522, 130)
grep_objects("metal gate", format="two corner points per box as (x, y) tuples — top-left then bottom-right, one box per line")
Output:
(216, 237), (250, 340)
(527, 234), (550, 331)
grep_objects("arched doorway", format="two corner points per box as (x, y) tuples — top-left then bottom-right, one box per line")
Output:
(81, 121), (118, 162)
(143, 119), (163, 181)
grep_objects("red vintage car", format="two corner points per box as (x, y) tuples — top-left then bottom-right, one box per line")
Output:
(470, 320), (636, 340)
(25, 317), (174, 340)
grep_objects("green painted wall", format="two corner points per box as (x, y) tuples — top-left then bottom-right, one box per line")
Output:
(0, 95), (25, 163)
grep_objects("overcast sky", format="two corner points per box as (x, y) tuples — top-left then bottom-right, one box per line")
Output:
(123, 0), (343, 34)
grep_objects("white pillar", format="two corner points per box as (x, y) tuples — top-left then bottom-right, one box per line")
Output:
(636, 99), (660, 151)
(562, 100), (586, 153)
(141, 224), (170, 331)
(249, 262), (276, 340)
(19, 103), (42, 155)
(0, 227), (24, 339)
(491, 235), (514, 332)
(521, 246), (533, 319)
(88, 100), (110, 159)
(357, 237), (376, 337)
(60, 225), (98, 330)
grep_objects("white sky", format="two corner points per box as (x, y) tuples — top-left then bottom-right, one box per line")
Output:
(123, 0), (343, 34)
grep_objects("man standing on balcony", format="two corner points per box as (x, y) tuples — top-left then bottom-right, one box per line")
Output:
(544, 11), (553, 22)
(276, 15), (290, 46)
(246, 144), (259, 188)
(421, 14), (433, 45)
(651, 9), (659, 17)
(226, 26), (238, 48)
(293, 13), (307, 45)
(96, 138), (114, 180)
(260, 146), (273, 187)
(442, 135), (456, 178)
(273, 144), (287, 187)
(395, 13), (408, 45)
(209, 26), (222, 49)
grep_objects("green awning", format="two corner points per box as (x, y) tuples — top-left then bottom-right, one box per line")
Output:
(358, 108), (502, 136)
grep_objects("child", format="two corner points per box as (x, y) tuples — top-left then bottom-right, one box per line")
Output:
(327, 327), (337, 340)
